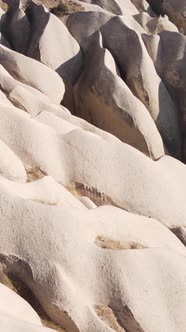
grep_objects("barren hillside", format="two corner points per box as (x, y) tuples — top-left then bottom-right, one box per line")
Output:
(0, 1), (185, 332)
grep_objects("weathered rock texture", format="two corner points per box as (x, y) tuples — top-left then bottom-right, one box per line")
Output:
(0, 0), (185, 332)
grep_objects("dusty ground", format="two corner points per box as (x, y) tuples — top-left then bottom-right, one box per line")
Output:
(0, 0), (7, 10)
(40, 0), (84, 15)
(0, 0), (84, 15)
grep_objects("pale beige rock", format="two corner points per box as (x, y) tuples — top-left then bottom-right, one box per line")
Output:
(0, 65), (51, 107)
(73, 32), (165, 159)
(76, 0), (111, 13)
(26, 3), (82, 83)
(0, 105), (65, 176)
(0, 2), (185, 332)
(36, 110), (78, 133)
(0, 283), (41, 325)
(79, 196), (97, 208)
(43, 105), (121, 143)
(0, 45), (65, 103)
(67, 11), (182, 158)
(134, 12), (179, 33)
(0, 174), (87, 208)
(25, 2), (83, 111)
(0, 103), (185, 228)
(80, 0), (139, 15)
(66, 10), (144, 48)
(0, 139), (27, 182)
(130, 0), (154, 14)
(0, 317), (56, 332)
(0, 282), (56, 331)
(8, 86), (50, 117)
(0, 89), (13, 106)
(0, 184), (185, 331)
(149, 0), (186, 33)
(58, 129), (186, 228)
(8, 91), (121, 143)
(99, 16), (181, 158)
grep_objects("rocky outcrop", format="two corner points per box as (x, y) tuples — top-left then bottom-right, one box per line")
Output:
(0, 45), (65, 103)
(0, 283), (57, 331)
(148, 0), (186, 33)
(0, 176), (185, 331)
(134, 11), (179, 33)
(143, 30), (186, 158)
(67, 11), (182, 158)
(80, 0), (139, 15)
(73, 32), (164, 158)
(0, 1), (185, 332)
(0, 139), (27, 181)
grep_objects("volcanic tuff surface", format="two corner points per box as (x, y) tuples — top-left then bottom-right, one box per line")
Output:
(0, 0), (185, 331)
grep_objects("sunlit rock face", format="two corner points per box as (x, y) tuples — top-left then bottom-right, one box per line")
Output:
(0, 1), (185, 332)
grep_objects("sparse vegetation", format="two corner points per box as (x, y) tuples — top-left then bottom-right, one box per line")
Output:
(0, 0), (7, 11)
(49, 0), (84, 16)
(0, 0), (84, 15)
(96, 235), (145, 250)
(25, 165), (46, 182)
(95, 304), (124, 332)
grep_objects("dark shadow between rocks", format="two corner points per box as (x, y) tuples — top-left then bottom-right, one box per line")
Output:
(155, 31), (185, 160)
(171, 227), (186, 246)
(157, 81), (182, 159)
(0, 13), (31, 54)
(57, 50), (84, 113)
(25, 2), (50, 60)
(100, 16), (143, 85)
(147, 0), (164, 16)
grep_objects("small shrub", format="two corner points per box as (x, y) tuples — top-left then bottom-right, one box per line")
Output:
(50, 0), (84, 16)
(0, 0), (8, 11)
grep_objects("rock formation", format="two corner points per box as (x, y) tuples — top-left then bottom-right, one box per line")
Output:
(0, 0), (185, 331)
